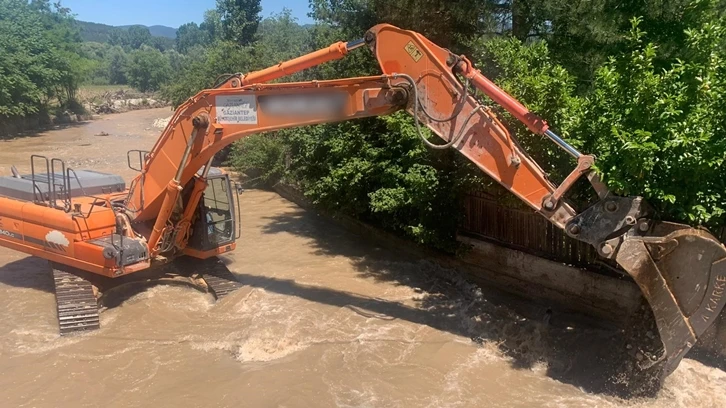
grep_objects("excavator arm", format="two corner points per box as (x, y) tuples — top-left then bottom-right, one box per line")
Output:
(123, 24), (725, 380)
(126, 76), (406, 250)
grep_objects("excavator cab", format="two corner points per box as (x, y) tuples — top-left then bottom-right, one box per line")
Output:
(188, 170), (237, 254)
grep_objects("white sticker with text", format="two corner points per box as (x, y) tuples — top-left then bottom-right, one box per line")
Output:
(216, 95), (258, 124)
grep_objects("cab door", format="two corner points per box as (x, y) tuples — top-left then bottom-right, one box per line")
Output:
(188, 174), (236, 252)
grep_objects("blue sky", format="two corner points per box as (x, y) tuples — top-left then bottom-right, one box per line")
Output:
(61, 0), (313, 28)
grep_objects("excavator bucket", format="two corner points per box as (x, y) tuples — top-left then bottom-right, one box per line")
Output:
(615, 221), (726, 377)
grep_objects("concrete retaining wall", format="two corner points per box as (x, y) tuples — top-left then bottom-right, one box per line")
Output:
(456, 236), (641, 321)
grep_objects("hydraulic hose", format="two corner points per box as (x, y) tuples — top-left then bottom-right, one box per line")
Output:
(393, 73), (483, 150)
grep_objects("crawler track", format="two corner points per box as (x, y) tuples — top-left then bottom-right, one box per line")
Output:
(198, 257), (243, 300)
(48, 257), (240, 335)
(51, 265), (100, 335)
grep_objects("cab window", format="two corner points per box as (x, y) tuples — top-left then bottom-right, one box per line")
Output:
(203, 176), (233, 246)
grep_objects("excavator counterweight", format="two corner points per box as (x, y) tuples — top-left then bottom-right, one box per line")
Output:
(0, 23), (722, 391)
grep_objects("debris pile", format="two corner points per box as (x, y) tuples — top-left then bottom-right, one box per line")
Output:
(152, 116), (172, 129)
(83, 89), (168, 115)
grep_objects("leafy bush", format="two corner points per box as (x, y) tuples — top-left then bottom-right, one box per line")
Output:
(581, 17), (726, 226)
(228, 134), (289, 187)
(471, 13), (725, 227)
(126, 46), (172, 92)
(470, 36), (584, 182)
(231, 113), (466, 252)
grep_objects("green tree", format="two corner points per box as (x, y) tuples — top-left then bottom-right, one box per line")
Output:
(56, 50), (95, 103)
(126, 25), (153, 49)
(80, 41), (110, 60)
(176, 22), (208, 53)
(469, 36), (584, 183)
(165, 49), (187, 73)
(228, 134), (289, 187)
(107, 25), (154, 50)
(162, 41), (255, 105)
(533, 0), (717, 83)
(126, 46), (172, 92)
(309, 0), (501, 49)
(0, 0), (86, 118)
(200, 9), (223, 42)
(464, 0), (726, 83)
(81, 42), (112, 84)
(107, 46), (129, 84)
(37, 0), (92, 105)
(217, 0), (262, 45)
(467, 2), (726, 226)
(0, 0), (49, 117)
(579, 16), (726, 226)
(253, 9), (311, 72)
(107, 28), (129, 47)
(149, 36), (175, 52)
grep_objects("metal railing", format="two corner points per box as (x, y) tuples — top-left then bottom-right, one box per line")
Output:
(30, 155), (73, 212)
(28, 155), (113, 218)
(461, 191), (614, 273)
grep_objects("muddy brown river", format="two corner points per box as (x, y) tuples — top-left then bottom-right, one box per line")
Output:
(0, 108), (724, 407)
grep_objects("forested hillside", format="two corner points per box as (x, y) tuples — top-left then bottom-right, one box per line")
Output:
(76, 21), (177, 43)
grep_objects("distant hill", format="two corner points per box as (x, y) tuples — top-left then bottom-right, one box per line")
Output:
(119, 25), (177, 39)
(76, 20), (177, 43)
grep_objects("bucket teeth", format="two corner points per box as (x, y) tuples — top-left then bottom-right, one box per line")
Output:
(52, 266), (100, 335)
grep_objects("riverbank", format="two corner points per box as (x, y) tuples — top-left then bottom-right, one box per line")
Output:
(0, 86), (169, 139)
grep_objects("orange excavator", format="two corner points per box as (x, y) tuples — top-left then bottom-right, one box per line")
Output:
(0, 24), (723, 383)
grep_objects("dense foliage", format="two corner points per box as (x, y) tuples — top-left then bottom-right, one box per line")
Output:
(232, 0), (726, 245)
(125, 46), (173, 92)
(475, 7), (725, 226)
(0, 0), (90, 118)
(580, 16), (726, 225)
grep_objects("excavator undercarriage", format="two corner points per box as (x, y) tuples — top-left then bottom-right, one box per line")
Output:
(50, 256), (243, 335)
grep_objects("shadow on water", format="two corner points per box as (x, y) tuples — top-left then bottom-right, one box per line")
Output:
(256, 207), (669, 399)
(0, 121), (91, 141)
(0, 256), (55, 293)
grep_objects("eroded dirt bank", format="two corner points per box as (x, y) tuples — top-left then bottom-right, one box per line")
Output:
(0, 109), (724, 408)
